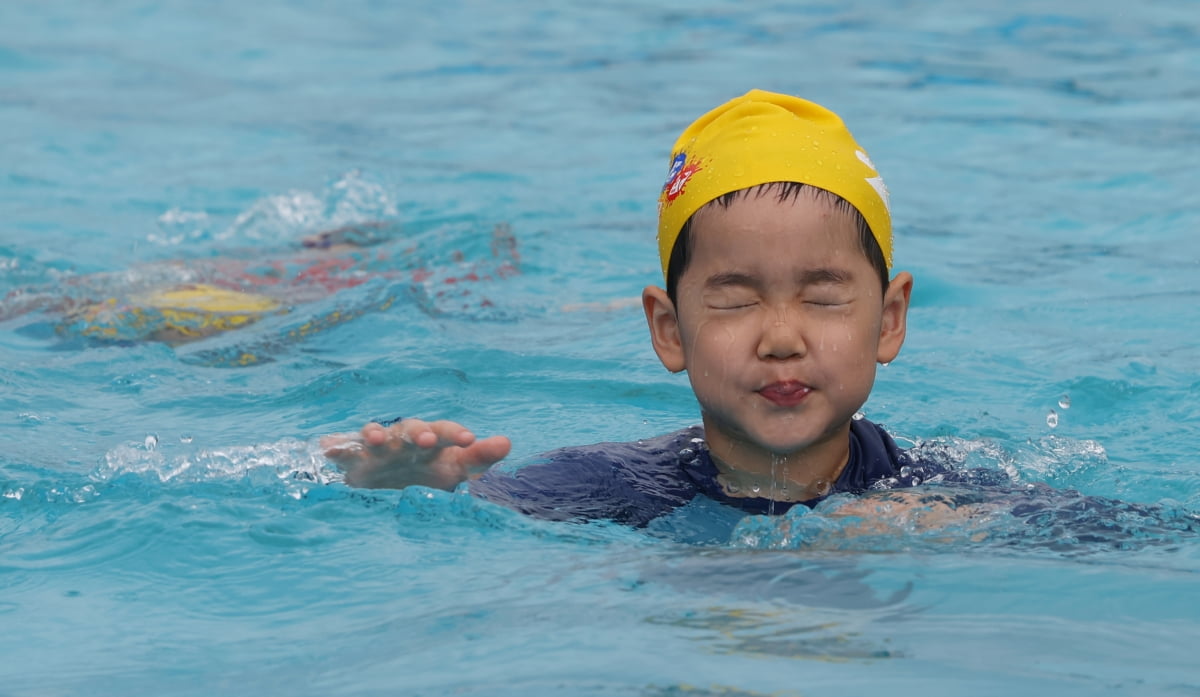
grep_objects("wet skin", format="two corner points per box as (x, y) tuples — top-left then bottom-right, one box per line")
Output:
(641, 189), (913, 501)
(322, 191), (912, 503)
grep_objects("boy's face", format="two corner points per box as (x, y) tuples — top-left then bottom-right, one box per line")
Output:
(644, 190), (912, 470)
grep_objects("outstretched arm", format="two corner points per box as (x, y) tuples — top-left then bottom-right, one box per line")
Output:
(321, 418), (511, 490)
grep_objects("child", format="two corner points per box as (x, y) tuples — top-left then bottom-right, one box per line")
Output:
(322, 89), (934, 524)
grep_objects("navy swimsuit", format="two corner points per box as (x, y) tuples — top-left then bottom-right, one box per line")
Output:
(468, 418), (944, 526)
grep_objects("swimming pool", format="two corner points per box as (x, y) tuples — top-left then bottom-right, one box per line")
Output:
(2, 0), (1199, 694)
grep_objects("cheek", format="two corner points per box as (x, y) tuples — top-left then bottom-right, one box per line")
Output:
(689, 315), (748, 359)
(682, 316), (750, 387)
(817, 311), (880, 359)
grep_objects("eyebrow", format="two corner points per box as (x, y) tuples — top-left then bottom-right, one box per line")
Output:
(703, 267), (853, 290)
(704, 271), (759, 290)
(796, 268), (854, 286)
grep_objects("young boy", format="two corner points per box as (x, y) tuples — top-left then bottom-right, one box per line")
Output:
(322, 89), (929, 525)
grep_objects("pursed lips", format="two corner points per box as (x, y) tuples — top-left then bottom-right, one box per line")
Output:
(757, 380), (812, 407)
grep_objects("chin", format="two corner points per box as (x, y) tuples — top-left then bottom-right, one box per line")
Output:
(734, 428), (816, 456)
(746, 420), (847, 456)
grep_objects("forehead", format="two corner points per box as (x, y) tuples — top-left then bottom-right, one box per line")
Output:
(687, 189), (864, 271)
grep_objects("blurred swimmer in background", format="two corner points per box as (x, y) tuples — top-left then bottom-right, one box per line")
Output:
(0, 220), (519, 361)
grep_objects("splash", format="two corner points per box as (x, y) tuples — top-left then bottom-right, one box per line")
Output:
(95, 437), (338, 493)
(731, 480), (1200, 555)
(218, 170), (401, 246)
(1, 174), (521, 363)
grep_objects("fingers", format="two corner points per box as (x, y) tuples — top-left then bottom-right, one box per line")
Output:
(458, 435), (512, 469)
(421, 420), (477, 449)
(322, 419), (506, 490)
(358, 419), (476, 451)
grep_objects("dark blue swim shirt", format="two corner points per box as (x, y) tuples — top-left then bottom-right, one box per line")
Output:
(468, 417), (942, 527)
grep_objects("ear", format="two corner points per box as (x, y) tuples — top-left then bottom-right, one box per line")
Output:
(877, 271), (913, 364)
(642, 285), (686, 373)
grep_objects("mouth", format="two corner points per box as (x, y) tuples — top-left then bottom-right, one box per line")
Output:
(757, 381), (812, 408)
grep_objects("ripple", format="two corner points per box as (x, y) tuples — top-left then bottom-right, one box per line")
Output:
(732, 484), (1200, 556)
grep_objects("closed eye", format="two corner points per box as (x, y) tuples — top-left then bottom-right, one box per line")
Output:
(709, 300), (757, 310)
(704, 272), (761, 310)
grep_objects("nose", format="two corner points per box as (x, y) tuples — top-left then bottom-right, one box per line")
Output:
(756, 305), (807, 360)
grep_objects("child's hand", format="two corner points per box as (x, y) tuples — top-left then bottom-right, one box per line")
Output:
(320, 419), (511, 490)
(817, 490), (999, 541)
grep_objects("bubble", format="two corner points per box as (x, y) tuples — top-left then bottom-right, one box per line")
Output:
(144, 434), (159, 451)
(1046, 410), (1059, 428)
(1058, 395), (1071, 410)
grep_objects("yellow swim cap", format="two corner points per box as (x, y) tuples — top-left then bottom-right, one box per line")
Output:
(656, 89), (892, 280)
(70, 284), (283, 343)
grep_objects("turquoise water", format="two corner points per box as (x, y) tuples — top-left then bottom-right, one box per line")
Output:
(2, 1), (1199, 694)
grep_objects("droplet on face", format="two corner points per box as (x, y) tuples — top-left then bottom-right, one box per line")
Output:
(1046, 410), (1059, 428)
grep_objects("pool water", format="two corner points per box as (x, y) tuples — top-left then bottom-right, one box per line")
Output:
(2, 1), (1199, 694)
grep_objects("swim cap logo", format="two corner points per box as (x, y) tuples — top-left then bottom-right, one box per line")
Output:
(660, 152), (703, 208)
(856, 150), (890, 213)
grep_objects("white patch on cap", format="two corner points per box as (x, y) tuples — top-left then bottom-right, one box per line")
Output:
(856, 149), (890, 213)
